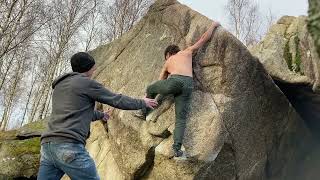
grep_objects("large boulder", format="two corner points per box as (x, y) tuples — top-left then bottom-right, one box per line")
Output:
(250, 16), (320, 175)
(250, 14), (320, 130)
(87, 0), (314, 179)
(250, 16), (320, 92)
(0, 120), (47, 179)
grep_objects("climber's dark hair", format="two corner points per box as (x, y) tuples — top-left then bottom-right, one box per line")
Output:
(164, 45), (180, 60)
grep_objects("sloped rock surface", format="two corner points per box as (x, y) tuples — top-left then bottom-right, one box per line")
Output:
(87, 0), (314, 179)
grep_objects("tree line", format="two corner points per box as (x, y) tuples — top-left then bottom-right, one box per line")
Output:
(0, 0), (152, 131)
(226, 0), (276, 46)
(0, 0), (275, 131)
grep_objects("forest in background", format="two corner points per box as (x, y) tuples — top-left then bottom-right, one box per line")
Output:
(0, 0), (276, 130)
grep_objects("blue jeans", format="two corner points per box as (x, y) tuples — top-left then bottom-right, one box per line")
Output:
(37, 142), (100, 180)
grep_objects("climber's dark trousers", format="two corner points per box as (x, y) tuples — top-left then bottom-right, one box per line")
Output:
(146, 75), (193, 151)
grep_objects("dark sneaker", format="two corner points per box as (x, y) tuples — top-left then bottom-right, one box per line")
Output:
(173, 149), (183, 157)
(133, 110), (146, 120)
(173, 150), (188, 161)
(172, 148), (187, 160)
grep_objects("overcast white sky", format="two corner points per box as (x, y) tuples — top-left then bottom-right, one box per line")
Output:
(177, 0), (308, 27)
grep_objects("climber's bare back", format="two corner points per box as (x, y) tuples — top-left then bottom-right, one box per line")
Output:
(161, 21), (220, 80)
(165, 49), (193, 77)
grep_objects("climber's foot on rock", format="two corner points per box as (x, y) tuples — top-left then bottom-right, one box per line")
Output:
(172, 148), (188, 161)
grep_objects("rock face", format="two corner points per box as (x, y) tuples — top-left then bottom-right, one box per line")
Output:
(0, 120), (47, 179)
(250, 16), (320, 92)
(250, 14), (320, 152)
(249, 18), (320, 179)
(86, 0), (314, 179)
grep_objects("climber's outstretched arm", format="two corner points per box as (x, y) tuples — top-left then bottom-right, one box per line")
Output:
(186, 21), (220, 53)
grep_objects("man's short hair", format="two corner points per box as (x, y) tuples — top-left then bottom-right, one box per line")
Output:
(164, 45), (180, 59)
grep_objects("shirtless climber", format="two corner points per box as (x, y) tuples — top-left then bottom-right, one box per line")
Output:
(137, 21), (221, 158)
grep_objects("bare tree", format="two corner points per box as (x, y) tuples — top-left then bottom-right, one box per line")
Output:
(0, 51), (17, 90)
(28, 0), (97, 122)
(0, 0), (154, 129)
(100, 0), (152, 42)
(0, 47), (29, 131)
(226, 0), (262, 46)
(0, 0), (46, 89)
(0, 0), (46, 130)
(265, 8), (277, 32)
(80, 3), (101, 51)
(21, 60), (38, 126)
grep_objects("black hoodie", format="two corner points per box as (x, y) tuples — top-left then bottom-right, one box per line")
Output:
(41, 72), (145, 145)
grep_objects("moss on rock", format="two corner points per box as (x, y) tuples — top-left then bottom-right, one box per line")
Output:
(284, 39), (294, 71)
(293, 35), (302, 74)
(0, 120), (45, 178)
(1, 137), (41, 156)
(0, 137), (41, 178)
(308, 0), (320, 56)
(0, 130), (18, 140)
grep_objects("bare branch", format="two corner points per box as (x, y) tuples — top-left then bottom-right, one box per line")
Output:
(225, 0), (262, 46)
